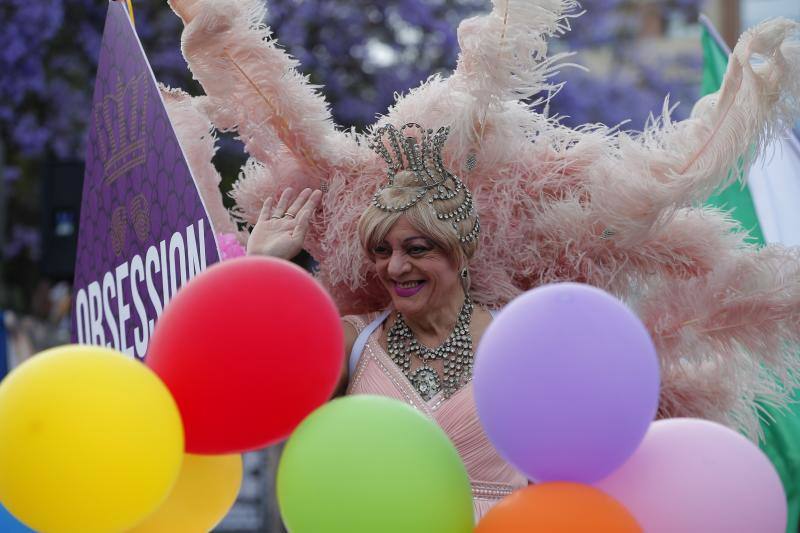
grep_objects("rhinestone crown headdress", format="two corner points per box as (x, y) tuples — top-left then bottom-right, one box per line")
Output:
(367, 123), (480, 244)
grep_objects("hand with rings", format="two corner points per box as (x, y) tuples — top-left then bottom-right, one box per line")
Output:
(247, 187), (322, 260)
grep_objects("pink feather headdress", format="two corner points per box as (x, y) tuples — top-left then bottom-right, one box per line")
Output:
(164, 0), (800, 439)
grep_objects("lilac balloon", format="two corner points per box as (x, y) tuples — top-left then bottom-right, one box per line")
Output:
(474, 283), (659, 482)
(595, 419), (787, 532)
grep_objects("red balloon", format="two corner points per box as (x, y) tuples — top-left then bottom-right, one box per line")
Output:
(146, 257), (343, 453)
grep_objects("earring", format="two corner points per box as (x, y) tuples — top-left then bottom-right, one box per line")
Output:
(460, 267), (470, 293)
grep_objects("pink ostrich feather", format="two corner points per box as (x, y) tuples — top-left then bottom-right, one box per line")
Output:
(160, 85), (242, 240)
(170, 0), (800, 439)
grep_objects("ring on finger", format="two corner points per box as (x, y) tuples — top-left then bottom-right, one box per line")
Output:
(285, 212), (296, 218)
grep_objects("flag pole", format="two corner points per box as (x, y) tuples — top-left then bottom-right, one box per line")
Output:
(124, 0), (135, 25)
(699, 13), (732, 54)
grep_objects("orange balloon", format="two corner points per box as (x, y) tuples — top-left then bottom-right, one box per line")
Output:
(476, 482), (642, 533)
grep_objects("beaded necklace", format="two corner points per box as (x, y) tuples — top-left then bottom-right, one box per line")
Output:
(386, 297), (474, 400)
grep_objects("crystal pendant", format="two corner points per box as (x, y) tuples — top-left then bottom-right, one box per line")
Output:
(408, 365), (441, 401)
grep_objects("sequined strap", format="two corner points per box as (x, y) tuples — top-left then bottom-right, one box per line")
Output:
(471, 481), (515, 501)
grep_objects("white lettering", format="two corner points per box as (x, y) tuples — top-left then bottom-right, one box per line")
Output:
(168, 230), (187, 297)
(187, 219), (207, 278)
(74, 219), (210, 356)
(75, 289), (90, 344)
(115, 263), (133, 357)
(102, 272), (119, 349)
(160, 239), (170, 306)
(87, 281), (106, 346)
(130, 255), (148, 358)
(145, 244), (162, 335)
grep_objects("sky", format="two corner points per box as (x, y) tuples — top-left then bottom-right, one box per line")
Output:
(741, 0), (800, 28)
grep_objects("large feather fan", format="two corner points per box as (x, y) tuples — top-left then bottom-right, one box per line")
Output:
(164, 0), (800, 439)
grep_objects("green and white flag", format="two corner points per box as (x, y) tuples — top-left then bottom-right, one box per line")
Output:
(699, 14), (800, 533)
(701, 16), (800, 246)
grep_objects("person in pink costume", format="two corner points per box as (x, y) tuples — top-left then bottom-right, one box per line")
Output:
(163, 0), (800, 519)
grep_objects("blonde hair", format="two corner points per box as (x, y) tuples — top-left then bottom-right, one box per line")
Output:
(358, 171), (479, 287)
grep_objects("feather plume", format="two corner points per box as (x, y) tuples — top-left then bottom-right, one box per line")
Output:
(446, 0), (582, 153)
(160, 85), (242, 240)
(590, 18), (800, 246)
(450, 0), (580, 105)
(634, 245), (800, 438)
(169, 0), (800, 438)
(175, 0), (354, 175)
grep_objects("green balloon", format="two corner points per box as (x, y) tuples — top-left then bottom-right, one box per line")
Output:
(277, 395), (474, 532)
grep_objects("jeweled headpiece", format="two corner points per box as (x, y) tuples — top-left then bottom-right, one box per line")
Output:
(367, 123), (480, 244)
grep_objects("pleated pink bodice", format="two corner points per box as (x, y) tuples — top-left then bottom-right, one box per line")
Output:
(344, 312), (527, 522)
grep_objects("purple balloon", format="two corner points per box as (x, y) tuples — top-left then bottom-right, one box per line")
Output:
(594, 419), (787, 532)
(474, 283), (659, 482)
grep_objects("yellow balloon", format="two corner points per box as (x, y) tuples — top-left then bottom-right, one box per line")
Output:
(129, 453), (243, 533)
(0, 345), (184, 533)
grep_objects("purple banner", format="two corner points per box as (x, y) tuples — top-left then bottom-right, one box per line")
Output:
(71, 1), (220, 358)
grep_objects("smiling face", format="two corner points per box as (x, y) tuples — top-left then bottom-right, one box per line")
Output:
(371, 216), (464, 317)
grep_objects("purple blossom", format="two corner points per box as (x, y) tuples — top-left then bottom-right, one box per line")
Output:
(261, 0), (703, 131)
(4, 167), (21, 183)
(266, 0), (486, 128)
(12, 113), (51, 156)
(547, 0), (704, 130)
(4, 224), (41, 261)
(2, 0), (705, 285)
(1, 0), (192, 293)
(1, 0), (190, 176)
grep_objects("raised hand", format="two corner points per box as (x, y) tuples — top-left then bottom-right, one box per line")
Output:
(246, 188), (322, 260)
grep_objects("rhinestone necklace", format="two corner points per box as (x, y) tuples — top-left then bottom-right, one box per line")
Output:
(386, 296), (474, 401)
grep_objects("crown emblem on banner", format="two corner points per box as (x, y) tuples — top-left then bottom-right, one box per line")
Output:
(94, 72), (149, 186)
(110, 205), (128, 257)
(128, 194), (150, 242)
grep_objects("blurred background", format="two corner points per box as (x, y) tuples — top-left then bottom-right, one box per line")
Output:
(1, 0), (798, 530)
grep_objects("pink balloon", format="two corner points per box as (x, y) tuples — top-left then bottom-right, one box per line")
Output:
(594, 418), (786, 533)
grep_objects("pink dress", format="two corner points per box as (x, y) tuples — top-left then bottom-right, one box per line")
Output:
(344, 312), (528, 522)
